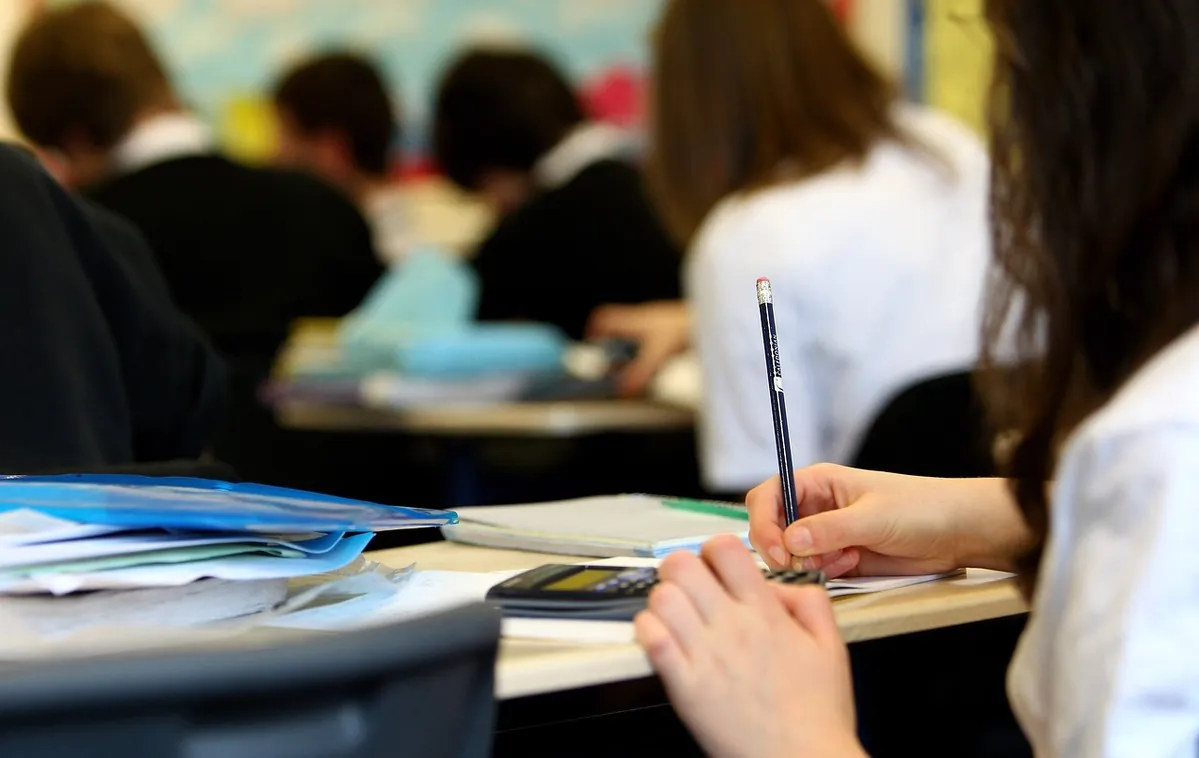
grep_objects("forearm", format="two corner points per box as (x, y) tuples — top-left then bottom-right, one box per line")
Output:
(947, 477), (1038, 572)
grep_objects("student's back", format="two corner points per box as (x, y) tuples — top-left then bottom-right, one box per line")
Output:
(87, 154), (383, 365)
(85, 151), (383, 486)
(473, 157), (681, 340)
(687, 106), (989, 490)
(644, 0), (991, 492)
(434, 49), (682, 340)
(0, 144), (224, 470)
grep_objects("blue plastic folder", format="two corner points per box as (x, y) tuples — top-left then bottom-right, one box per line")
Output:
(0, 475), (458, 533)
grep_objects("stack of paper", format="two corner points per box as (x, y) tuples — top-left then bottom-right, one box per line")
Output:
(441, 495), (750, 558)
(0, 476), (456, 643)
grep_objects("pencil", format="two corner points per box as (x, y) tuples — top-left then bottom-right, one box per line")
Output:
(756, 277), (800, 525)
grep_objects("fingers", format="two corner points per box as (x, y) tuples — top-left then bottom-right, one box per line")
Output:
(634, 609), (688, 680)
(793, 547), (862, 578)
(774, 584), (842, 648)
(657, 550), (735, 622)
(746, 477), (789, 569)
(617, 356), (660, 397)
(700, 535), (768, 603)
(585, 304), (632, 340)
(645, 580), (706, 652)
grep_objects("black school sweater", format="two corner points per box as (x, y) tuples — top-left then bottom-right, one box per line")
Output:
(471, 159), (682, 340)
(85, 155), (384, 367)
(0, 145), (226, 470)
(85, 156), (384, 485)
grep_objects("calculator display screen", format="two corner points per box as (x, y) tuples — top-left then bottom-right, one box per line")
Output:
(542, 568), (619, 592)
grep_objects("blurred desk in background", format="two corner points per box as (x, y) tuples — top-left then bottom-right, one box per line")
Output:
(268, 318), (702, 512)
(275, 399), (697, 511)
(275, 399), (693, 437)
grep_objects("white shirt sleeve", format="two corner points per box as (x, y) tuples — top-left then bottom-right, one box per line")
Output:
(684, 209), (822, 493)
(1032, 427), (1199, 757)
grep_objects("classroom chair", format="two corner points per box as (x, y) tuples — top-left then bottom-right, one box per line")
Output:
(851, 371), (995, 478)
(0, 603), (501, 758)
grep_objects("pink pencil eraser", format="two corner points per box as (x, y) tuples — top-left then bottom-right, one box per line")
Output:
(757, 276), (770, 284)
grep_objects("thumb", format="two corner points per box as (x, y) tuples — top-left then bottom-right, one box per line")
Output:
(784, 504), (883, 558)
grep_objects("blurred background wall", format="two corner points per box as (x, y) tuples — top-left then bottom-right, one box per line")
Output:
(3, 0), (992, 169)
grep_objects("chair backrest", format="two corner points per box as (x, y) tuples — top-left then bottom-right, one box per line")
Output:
(0, 603), (501, 758)
(851, 371), (995, 478)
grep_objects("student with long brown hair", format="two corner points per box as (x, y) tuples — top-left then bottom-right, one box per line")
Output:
(593, 0), (990, 494)
(635, 1), (1199, 755)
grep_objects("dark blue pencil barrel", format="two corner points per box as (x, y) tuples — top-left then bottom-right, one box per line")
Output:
(756, 279), (801, 526)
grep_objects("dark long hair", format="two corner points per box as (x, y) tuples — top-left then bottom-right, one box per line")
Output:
(647, 0), (903, 245)
(980, 0), (1199, 588)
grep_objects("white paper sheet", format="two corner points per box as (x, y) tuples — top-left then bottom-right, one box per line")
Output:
(0, 533), (375, 595)
(585, 556), (962, 597)
(0, 530), (347, 570)
(0, 509), (125, 547)
(0, 559), (413, 660)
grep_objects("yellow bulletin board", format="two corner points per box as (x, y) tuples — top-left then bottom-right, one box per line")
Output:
(219, 95), (279, 166)
(923, 0), (993, 133)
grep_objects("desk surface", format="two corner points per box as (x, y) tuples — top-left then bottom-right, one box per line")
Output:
(370, 542), (1028, 700)
(276, 399), (695, 437)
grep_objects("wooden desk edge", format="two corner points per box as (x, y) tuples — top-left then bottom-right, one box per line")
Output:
(495, 582), (1028, 700)
(369, 545), (1029, 700)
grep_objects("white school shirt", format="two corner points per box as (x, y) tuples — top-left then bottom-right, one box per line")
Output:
(685, 105), (991, 492)
(110, 113), (213, 174)
(1008, 322), (1199, 757)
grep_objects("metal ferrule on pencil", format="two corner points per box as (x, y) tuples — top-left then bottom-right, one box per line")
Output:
(756, 278), (774, 305)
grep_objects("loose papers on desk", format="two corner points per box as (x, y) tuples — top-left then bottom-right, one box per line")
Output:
(441, 495), (750, 558)
(0, 477), (453, 596)
(0, 559), (416, 657)
(268, 559), (990, 646)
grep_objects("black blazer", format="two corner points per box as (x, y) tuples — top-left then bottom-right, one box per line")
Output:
(0, 145), (225, 470)
(471, 159), (682, 340)
(86, 155), (384, 367)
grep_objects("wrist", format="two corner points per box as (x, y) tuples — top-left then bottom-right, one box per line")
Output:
(948, 478), (1035, 571)
(768, 730), (867, 758)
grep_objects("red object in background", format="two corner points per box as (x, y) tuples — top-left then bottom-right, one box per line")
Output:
(581, 65), (645, 128)
(397, 155), (438, 181)
(831, 0), (854, 22)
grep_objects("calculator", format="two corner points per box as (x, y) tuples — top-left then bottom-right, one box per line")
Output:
(485, 564), (825, 621)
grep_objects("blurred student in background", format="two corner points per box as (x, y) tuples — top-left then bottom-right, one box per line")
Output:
(273, 52), (410, 266)
(0, 145), (224, 471)
(7, 1), (383, 484)
(592, 0), (990, 495)
(432, 48), (681, 340)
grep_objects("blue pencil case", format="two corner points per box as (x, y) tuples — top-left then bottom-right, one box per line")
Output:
(394, 324), (568, 379)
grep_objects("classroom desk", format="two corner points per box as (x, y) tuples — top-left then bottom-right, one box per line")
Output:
(276, 398), (694, 438)
(369, 541), (1029, 700)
